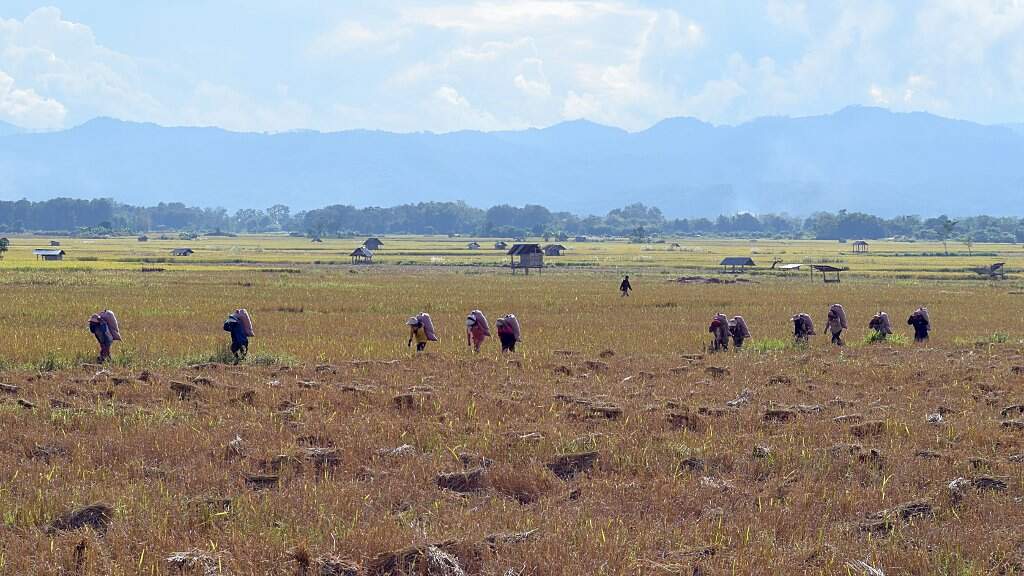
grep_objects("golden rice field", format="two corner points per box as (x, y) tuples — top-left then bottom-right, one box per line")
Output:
(1, 235), (1024, 575)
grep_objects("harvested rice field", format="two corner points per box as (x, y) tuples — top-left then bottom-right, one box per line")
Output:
(1, 237), (1024, 575)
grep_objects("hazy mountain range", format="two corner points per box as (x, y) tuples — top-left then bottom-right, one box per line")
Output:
(1, 106), (1022, 217)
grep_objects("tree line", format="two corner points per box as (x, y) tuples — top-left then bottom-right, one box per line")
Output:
(1, 198), (1022, 244)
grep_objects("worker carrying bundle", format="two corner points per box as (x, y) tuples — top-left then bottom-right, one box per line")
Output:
(496, 314), (521, 353)
(223, 309), (254, 363)
(792, 313), (815, 343)
(465, 309), (490, 353)
(868, 312), (893, 340)
(88, 310), (120, 364)
(728, 316), (750, 349)
(908, 307), (931, 342)
(407, 312), (438, 352)
(708, 313), (730, 351)
(827, 304), (848, 346)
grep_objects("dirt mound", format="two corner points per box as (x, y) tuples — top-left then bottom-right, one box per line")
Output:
(46, 503), (113, 535)
(671, 276), (753, 284)
(547, 451), (599, 480)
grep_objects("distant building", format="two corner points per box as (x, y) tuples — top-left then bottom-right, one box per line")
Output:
(507, 243), (544, 274)
(49, 240), (61, 247)
(137, 235), (149, 242)
(350, 246), (374, 264)
(544, 244), (567, 256)
(363, 237), (384, 251)
(720, 257), (755, 273)
(34, 249), (65, 261)
(467, 242), (481, 250)
(171, 248), (195, 256)
(575, 236), (589, 243)
(853, 240), (869, 253)
(494, 241), (508, 250)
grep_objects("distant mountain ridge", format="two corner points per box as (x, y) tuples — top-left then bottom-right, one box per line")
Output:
(1, 107), (1022, 216)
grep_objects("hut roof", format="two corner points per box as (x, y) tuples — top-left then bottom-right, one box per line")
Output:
(350, 246), (374, 257)
(778, 263), (803, 270)
(811, 264), (843, 272)
(34, 249), (65, 256)
(171, 248), (194, 255)
(508, 243), (542, 255)
(852, 240), (869, 246)
(720, 257), (755, 266)
(545, 244), (567, 251)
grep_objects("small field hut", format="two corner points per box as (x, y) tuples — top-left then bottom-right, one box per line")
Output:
(171, 248), (194, 256)
(508, 243), (544, 274)
(49, 240), (61, 247)
(544, 244), (567, 256)
(364, 237), (384, 251)
(852, 240), (869, 253)
(468, 242), (481, 250)
(350, 246), (374, 264)
(494, 241), (508, 250)
(720, 257), (755, 273)
(34, 249), (65, 261)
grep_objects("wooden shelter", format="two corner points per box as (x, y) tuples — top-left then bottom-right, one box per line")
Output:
(49, 240), (61, 247)
(137, 235), (149, 242)
(852, 240), (869, 253)
(467, 242), (481, 250)
(575, 236), (589, 242)
(811, 264), (844, 283)
(544, 244), (567, 256)
(171, 248), (195, 256)
(350, 246), (374, 264)
(972, 262), (1006, 279)
(34, 249), (65, 261)
(720, 257), (755, 273)
(363, 237), (384, 251)
(494, 241), (508, 250)
(507, 243), (544, 274)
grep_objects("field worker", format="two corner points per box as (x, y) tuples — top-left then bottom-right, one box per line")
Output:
(620, 275), (632, 297)
(792, 313), (815, 343)
(223, 311), (251, 363)
(827, 304), (848, 346)
(407, 316), (429, 352)
(868, 312), (893, 341)
(708, 313), (730, 351)
(88, 310), (120, 364)
(908, 307), (931, 342)
(496, 314), (521, 353)
(466, 310), (490, 353)
(729, 316), (750, 349)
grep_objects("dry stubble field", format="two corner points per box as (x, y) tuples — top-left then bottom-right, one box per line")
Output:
(2, 251), (1024, 575)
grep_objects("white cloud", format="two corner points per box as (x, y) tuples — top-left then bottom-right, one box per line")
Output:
(0, 69), (66, 129)
(309, 21), (403, 56)
(0, 7), (163, 127)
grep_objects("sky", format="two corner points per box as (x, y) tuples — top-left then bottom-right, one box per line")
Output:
(1, 1), (1023, 133)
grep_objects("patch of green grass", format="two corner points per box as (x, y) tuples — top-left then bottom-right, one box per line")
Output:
(862, 332), (909, 345)
(748, 338), (790, 353)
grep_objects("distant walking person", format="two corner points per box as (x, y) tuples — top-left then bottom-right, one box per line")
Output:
(728, 316), (750, 349)
(868, 312), (893, 341)
(496, 314), (521, 353)
(792, 313), (815, 344)
(908, 307), (931, 342)
(466, 310), (490, 353)
(88, 309), (121, 364)
(224, 308), (254, 363)
(827, 304), (848, 346)
(407, 312), (438, 352)
(620, 275), (632, 297)
(708, 313), (730, 351)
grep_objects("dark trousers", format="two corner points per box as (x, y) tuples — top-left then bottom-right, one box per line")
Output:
(416, 342), (427, 352)
(499, 333), (517, 352)
(94, 331), (112, 363)
(231, 339), (248, 361)
(831, 330), (844, 346)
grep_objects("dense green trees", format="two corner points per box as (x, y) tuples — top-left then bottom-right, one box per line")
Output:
(2, 197), (1024, 244)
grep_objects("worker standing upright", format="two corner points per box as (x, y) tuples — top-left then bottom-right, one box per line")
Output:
(620, 275), (632, 297)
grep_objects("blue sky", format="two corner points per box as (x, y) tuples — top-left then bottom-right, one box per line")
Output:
(1, 1), (1023, 132)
